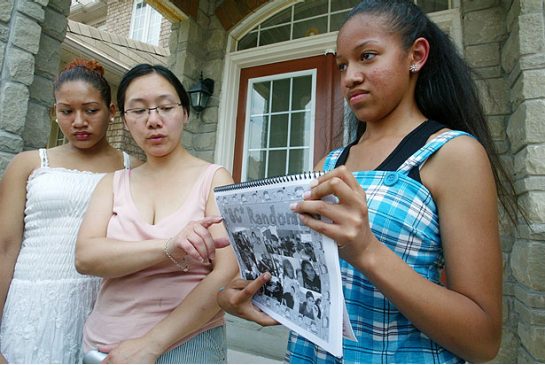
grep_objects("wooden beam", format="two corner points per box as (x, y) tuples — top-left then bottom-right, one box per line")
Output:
(147, 0), (190, 22)
(169, 0), (199, 19)
(215, 0), (269, 30)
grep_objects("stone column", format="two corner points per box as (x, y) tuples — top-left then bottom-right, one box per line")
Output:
(0, 0), (70, 175)
(504, 0), (545, 362)
(168, 0), (227, 163)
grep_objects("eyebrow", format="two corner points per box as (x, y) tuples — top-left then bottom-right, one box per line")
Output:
(335, 39), (380, 60)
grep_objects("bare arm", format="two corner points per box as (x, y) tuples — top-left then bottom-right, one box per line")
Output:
(0, 152), (39, 362)
(100, 168), (240, 363)
(292, 136), (502, 363)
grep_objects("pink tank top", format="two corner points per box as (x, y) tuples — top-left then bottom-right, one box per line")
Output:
(83, 164), (224, 352)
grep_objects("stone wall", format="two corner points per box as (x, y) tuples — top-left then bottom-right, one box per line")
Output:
(0, 0), (71, 174)
(169, 0), (227, 163)
(462, 0), (545, 362)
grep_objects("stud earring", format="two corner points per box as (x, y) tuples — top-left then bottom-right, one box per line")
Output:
(409, 64), (418, 73)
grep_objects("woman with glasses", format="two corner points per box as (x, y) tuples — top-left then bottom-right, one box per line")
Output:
(0, 59), (139, 363)
(76, 64), (238, 363)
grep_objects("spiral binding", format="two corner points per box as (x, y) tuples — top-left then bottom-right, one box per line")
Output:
(214, 171), (325, 192)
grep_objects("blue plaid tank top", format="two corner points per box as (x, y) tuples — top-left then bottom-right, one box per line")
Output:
(286, 131), (469, 363)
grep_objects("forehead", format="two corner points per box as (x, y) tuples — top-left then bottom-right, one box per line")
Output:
(55, 80), (102, 101)
(125, 73), (177, 100)
(337, 13), (401, 50)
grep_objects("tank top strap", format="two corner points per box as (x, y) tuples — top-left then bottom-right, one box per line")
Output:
(324, 148), (345, 172)
(122, 151), (131, 169)
(200, 164), (222, 200)
(38, 148), (49, 168)
(397, 130), (474, 174)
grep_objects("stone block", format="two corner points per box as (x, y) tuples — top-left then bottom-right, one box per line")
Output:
(5, 47), (35, 86)
(0, 0), (14, 22)
(35, 34), (61, 79)
(0, 23), (8, 42)
(516, 300), (545, 325)
(514, 176), (545, 194)
(518, 346), (542, 363)
(0, 42), (5, 70)
(193, 132), (216, 151)
(519, 191), (545, 221)
(511, 239), (545, 290)
(22, 102), (51, 149)
(476, 78), (510, 115)
(515, 284), (545, 308)
(520, 52), (545, 71)
(463, 7), (506, 45)
(520, 0), (544, 14)
(42, 6), (68, 42)
(463, 0), (498, 12)
(47, 0), (71, 17)
(518, 13), (545, 54)
(514, 145), (545, 176)
(466, 43), (500, 68)
(0, 152), (16, 177)
(501, 29), (519, 73)
(517, 323), (545, 361)
(507, 100), (545, 153)
(0, 82), (29, 134)
(12, 14), (42, 55)
(493, 326), (519, 363)
(29, 75), (54, 105)
(521, 69), (545, 99)
(0, 130), (24, 154)
(17, 0), (45, 22)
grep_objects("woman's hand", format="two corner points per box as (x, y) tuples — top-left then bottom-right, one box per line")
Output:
(167, 216), (230, 264)
(217, 272), (279, 326)
(98, 337), (160, 364)
(290, 166), (377, 265)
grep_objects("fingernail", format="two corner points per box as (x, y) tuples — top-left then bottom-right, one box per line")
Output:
(303, 191), (311, 199)
(289, 203), (297, 210)
(263, 272), (271, 280)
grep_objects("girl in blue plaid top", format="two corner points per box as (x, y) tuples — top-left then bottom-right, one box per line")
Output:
(219, 0), (519, 363)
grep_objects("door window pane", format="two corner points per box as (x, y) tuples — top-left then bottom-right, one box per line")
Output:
(269, 114), (289, 148)
(260, 25), (290, 46)
(246, 151), (266, 181)
(271, 79), (290, 112)
(251, 81), (271, 115)
(294, 0), (328, 20)
(292, 76), (312, 110)
(293, 16), (328, 39)
(290, 112), (310, 147)
(248, 116), (269, 149)
(238, 31), (258, 51)
(288, 148), (309, 174)
(268, 150), (287, 176)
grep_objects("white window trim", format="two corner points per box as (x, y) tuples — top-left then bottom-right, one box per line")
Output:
(129, 0), (161, 45)
(214, 1), (462, 174)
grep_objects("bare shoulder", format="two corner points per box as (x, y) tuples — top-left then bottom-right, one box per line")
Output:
(211, 166), (234, 187)
(431, 134), (490, 171)
(130, 156), (144, 168)
(3, 150), (41, 179)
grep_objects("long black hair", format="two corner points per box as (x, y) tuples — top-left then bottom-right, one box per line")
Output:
(117, 64), (190, 117)
(344, 0), (521, 224)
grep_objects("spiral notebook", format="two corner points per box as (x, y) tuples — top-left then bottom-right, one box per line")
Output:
(214, 172), (355, 358)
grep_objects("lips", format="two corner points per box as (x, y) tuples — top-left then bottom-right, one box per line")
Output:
(147, 134), (166, 143)
(348, 90), (369, 104)
(74, 132), (91, 141)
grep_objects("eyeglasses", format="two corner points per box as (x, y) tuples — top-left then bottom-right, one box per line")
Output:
(124, 103), (182, 122)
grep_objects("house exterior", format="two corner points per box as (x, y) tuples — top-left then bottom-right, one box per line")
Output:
(0, 0), (544, 363)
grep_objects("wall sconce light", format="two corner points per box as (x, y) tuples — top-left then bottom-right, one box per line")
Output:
(188, 72), (214, 113)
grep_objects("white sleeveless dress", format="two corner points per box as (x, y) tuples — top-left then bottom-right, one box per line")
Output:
(0, 149), (131, 364)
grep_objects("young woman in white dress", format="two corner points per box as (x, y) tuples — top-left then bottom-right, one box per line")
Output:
(0, 59), (140, 364)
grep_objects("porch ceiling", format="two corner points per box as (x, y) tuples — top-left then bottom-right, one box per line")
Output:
(215, 0), (270, 30)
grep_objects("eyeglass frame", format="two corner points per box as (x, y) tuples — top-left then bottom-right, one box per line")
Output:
(123, 103), (184, 122)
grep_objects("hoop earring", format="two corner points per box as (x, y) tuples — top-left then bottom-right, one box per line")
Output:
(409, 64), (418, 73)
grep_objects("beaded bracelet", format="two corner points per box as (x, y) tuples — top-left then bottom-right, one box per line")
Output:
(163, 237), (190, 272)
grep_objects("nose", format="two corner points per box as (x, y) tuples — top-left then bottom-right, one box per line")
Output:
(146, 108), (163, 128)
(343, 63), (364, 89)
(72, 111), (87, 128)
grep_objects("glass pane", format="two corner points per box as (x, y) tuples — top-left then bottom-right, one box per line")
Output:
(293, 17), (328, 39)
(238, 31), (258, 50)
(330, 11), (351, 32)
(247, 151), (266, 181)
(262, 8), (292, 28)
(250, 81), (270, 115)
(331, 0), (361, 12)
(248, 116), (269, 149)
(292, 76), (312, 110)
(268, 150), (287, 176)
(269, 114), (289, 148)
(288, 148), (308, 175)
(417, 0), (450, 12)
(290, 112), (310, 147)
(271, 79), (290, 112)
(294, 0), (328, 20)
(260, 25), (290, 46)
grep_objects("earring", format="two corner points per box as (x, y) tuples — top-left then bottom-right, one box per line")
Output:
(409, 64), (418, 73)
(110, 118), (114, 122)
(55, 118), (59, 124)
